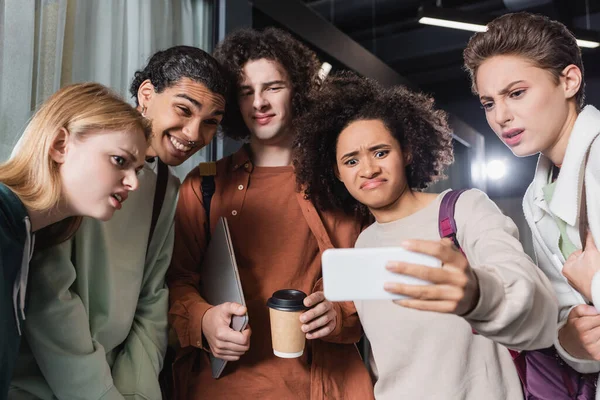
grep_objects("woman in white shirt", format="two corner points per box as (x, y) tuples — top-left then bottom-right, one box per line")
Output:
(464, 11), (600, 393)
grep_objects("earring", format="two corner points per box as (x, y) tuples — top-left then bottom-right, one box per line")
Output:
(141, 105), (147, 117)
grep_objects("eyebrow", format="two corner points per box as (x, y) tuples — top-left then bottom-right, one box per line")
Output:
(175, 93), (202, 109)
(239, 80), (288, 91)
(175, 93), (225, 116)
(341, 144), (391, 160)
(480, 80), (525, 101)
(263, 80), (287, 87)
(119, 148), (139, 164)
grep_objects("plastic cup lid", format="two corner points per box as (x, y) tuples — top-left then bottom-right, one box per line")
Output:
(266, 289), (308, 312)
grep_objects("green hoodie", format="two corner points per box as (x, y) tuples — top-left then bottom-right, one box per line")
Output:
(10, 161), (179, 400)
(0, 183), (33, 400)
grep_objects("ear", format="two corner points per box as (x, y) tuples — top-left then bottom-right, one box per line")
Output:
(49, 127), (70, 164)
(560, 64), (582, 101)
(137, 79), (156, 111)
(404, 151), (413, 166)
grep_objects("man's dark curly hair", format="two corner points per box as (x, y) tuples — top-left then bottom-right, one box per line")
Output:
(294, 72), (454, 218)
(213, 27), (321, 141)
(129, 46), (228, 104)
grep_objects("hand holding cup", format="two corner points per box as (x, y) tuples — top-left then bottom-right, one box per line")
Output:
(300, 291), (337, 340)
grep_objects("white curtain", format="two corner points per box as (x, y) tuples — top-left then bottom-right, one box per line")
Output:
(0, 0), (214, 180)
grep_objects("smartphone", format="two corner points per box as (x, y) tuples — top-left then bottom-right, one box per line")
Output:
(321, 247), (441, 301)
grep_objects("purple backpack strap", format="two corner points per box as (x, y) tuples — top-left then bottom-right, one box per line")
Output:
(439, 189), (596, 399)
(438, 189), (468, 248)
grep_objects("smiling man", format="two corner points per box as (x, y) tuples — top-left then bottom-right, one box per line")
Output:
(9, 46), (227, 400)
(166, 29), (374, 399)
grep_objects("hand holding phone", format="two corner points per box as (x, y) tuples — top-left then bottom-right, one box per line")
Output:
(321, 247), (441, 301)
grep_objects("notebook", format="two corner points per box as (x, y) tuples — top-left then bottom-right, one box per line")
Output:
(199, 217), (248, 379)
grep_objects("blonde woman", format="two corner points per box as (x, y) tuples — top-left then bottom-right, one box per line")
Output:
(0, 82), (150, 397)
(7, 46), (228, 400)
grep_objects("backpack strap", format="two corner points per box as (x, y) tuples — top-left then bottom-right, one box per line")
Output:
(438, 189), (468, 249)
(147, 159), (168, 255)
(199, 162), (217, 243)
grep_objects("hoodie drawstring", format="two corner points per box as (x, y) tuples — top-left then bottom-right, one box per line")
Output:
(13, 216), (35, 335)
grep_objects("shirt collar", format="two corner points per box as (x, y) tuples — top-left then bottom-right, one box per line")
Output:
(550, 105), (600, 225)
(231, 144), (253, 172)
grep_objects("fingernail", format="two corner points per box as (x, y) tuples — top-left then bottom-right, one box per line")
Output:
(401, 240), (411, 247)
(383, 283), (394, 290)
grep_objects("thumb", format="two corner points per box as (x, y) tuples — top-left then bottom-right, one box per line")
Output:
(586, 230), (597, 251)
(226, 302), (247, 316)
(566, 250), (582, 263)
(569, 304), (599, 319)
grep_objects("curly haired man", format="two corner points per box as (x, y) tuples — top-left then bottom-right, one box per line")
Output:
(166, 29), (374, 399)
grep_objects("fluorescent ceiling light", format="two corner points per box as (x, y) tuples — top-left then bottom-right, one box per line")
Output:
(418, 17), (486, 32)
(576, 39), (600, 49)
(418, 15), (600, 49)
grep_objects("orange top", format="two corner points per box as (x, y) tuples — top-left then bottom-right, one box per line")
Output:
(167, 146), (374, 400)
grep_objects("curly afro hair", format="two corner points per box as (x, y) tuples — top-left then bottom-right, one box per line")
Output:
(293, 71), (454, 218)
(129, 46), (228, 105)
(213, 27), (321, 141)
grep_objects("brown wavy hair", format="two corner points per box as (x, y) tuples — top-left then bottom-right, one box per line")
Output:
(463, 12), (585, 110)
(213, 27), (320, 140)
(293, 72), (454, 218)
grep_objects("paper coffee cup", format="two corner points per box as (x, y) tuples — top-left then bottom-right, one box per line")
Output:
(267, 289), (308, 358)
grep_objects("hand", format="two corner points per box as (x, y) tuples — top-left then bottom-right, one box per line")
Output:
(385, 238), (480, 315)
(300, 291), (337, 340)
(558, 304), (600, 360)
(201, 302), (251, 361)
(562, 232), (600, 302)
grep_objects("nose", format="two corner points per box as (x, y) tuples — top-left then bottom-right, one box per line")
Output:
(123, 169), (140, 192)
(252, 92), (269, 111)
(494, 100), (513, 127)
(360, 158), (381, 178)
(182, 119), (203, 145)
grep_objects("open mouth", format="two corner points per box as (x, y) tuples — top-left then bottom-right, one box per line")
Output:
(502, 129), (524, 146)
(167, 134), (193, 153)
(505, 130), (522, 139)
(110, 192), (125, 210)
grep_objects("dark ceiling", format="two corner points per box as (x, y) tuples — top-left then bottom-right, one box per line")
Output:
(302, 0), (600, 94)
(297, 0), (600, 198)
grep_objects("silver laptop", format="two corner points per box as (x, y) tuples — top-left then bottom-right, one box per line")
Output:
(199, 217), (248, 379)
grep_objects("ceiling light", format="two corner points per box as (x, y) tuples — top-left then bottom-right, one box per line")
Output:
(576, 39), (600, 49)
(486, 159), (507, 181)
(418, 7), (600, 49)
(418, 17), (486, 33)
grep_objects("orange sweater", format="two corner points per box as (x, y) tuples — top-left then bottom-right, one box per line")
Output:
(167, 147), (374, 399)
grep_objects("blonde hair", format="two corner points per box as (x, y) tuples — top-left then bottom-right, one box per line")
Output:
(0, 82), (152, 247)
